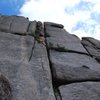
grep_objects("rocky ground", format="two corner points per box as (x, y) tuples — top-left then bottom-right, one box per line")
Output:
(0, 15), (100, 100)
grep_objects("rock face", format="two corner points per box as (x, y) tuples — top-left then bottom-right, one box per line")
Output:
(82, 37), (100, 61)
(0, 16), (29, 34)
(0, 15), (100, 100)
(0, 16), (55, 100)
(49, 51), (100, 85)
(28, 21), (37, 33)
(59, 82), (100, 100)
(0, 31), (55, 100)
(44, 22), (88, 54)
(44, 22), (100, 100)
(0, 73), (11, 100)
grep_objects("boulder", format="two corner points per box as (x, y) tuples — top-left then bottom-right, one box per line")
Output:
(10, 16), (29, 34)
(82, 37), (100, 49)
(0, 16), (13, 32)
(0, 16), (29, 34)
(44, 22), (64, 29)
(82, 37), (95, 47)
(84, 46), (100, 57)
(59, 82), (100, 100)
(45, 25), (88, 54)
(82, 37), (100, 61)
(49, 50), (100, 85)
(28, 21), (37, 34)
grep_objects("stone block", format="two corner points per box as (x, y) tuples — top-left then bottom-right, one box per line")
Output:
(44, 22), (64, 29)
(45, 26), (88, 54)
(0, 16), (13, 32)
(84, 46), (100, 57)
(10, 16), (29, 34)
(59, 82), (100, 100)
(28, 21), (37, 34)
(50, 50), (100, 85)
(82, 37), (100, 59)
(82, 37), (100, 49)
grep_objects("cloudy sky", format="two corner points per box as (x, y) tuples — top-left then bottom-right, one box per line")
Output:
(0, 0), (100, 40)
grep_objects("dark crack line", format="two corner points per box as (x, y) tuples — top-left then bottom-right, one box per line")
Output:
(44, 26), (62, 100)
(41, 57), (45, 71)
(81, 43), (93, 57)
(46, 42), (59, 100)
(64, 50), (89, 56)
(28, 38), (36, 61)
(82, 38), (99, 49)
(9, 17), (14, 32)
(55, 79), (100, 87)
(54, 86), (62, 100)
(26, 21), (30, 33)
(49, 47), (90, 56)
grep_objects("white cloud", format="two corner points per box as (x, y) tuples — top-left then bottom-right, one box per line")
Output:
(19, 0), (100, 40)
(19, 0), (80, 30)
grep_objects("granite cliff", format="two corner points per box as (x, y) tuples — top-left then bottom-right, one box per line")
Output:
(0, 15), (100, 100)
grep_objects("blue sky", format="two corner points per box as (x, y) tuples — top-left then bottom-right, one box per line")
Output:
(0, 0), (25, 15)
(0, 0), (100, 40)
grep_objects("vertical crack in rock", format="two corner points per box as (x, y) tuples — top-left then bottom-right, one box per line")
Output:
(13, 36), (39, 100)
(44, 25), (62, 100)
(9, 16), (14, 33)
(54, 86), (62, 100)
(26, 19), (30, 34)
(28, 39), (36, 61)
(44, 22), (100, 100)
(20, 36), (35, 62)
(28, 21), (37, 61)
(41, 57), (45, 71)
(1, 15), (100, 100)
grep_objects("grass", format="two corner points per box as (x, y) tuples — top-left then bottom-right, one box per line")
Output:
(30, 32), (41, 43)
(30, 32), (46, 45)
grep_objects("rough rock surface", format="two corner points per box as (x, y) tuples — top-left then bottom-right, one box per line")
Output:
(44, 22), (100, 100)
(59, 82), (100, 100)
(0, 16), (29, 34)
(0, 73), (12, 100)
(82, 37), (100, 60)
(45, 23), (88, 54)
(10, 16), (29, 34)
(0, 31), (55, 100)
(0, 16), (13, 32)
(50, 51), (100, 85)
(44, 22), (64, 29)
(28, 21), (37, 34)
(0, 15), (100, 100)
(82, 37), (100, 49)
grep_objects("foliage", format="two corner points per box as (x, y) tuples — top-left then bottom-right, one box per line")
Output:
(31, 32), (41, 43)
